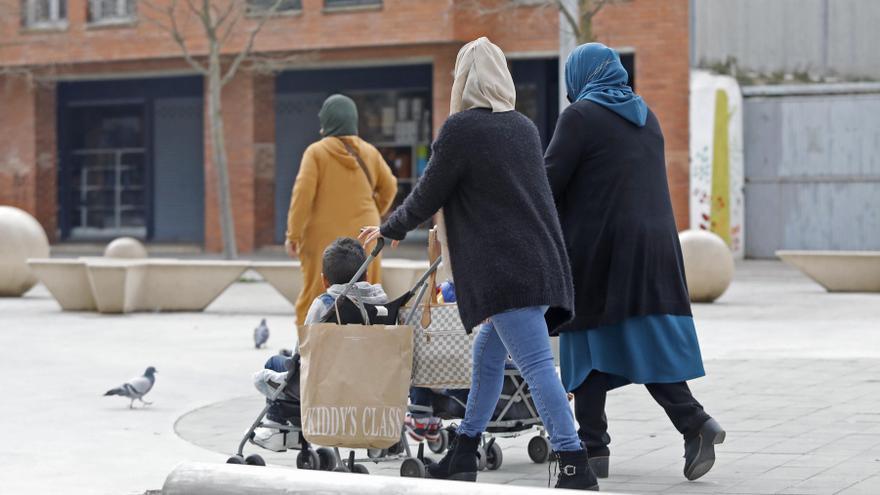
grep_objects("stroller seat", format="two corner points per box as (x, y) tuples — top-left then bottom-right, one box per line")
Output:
(430, 367), (540, 434)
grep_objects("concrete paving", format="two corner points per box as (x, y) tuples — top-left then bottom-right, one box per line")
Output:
(0, 260), (878, 494)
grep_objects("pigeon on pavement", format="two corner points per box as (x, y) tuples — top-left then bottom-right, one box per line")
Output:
(254, 318), (270, 349)
(104, 367), (157, 409)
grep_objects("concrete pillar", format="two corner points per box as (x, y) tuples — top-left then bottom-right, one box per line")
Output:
(203, 71), (275, 253)
(0, 75), (57, 241)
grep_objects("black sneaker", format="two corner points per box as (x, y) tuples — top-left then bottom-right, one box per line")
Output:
(684, 417), (726, 481)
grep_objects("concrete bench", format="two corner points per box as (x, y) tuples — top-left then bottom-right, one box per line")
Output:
(25, 259), (97, 311)
(27, 256), (431, 314)
(250, 261), (303, 305)
(162, 461), (593, 495)
(382, 258), (431, 299)
(27, 258), (249, 313)
(776, 250), (880, 292)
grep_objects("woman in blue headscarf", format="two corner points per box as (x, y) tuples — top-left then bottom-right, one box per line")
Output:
(545, 43), (725, 482)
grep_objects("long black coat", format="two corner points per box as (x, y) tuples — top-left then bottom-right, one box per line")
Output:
(382, 109), (574, 332)
(544, 101), (692, 332)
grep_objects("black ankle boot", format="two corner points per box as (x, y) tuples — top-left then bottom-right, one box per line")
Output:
(684, 417), (725, 481)
(586, 445), (610, 479)
(426, 432), (479, 481)
(554, 449), (599, 490)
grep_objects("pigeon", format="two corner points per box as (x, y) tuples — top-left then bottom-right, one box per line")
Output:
(254, 318), (270, 349)
(104, 366), (157, 409)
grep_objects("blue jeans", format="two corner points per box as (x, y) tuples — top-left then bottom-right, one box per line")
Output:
(457, 306), (582, 452)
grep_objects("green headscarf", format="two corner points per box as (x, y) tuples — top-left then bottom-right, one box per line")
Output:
(319, 94), (358, 137)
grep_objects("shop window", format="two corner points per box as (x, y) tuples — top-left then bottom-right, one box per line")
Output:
(347, 90), (431, 219)
(247, 0), (301, 15)
(66, 104), (148, 239)
(88, 0), (136, 24)
(21, 0), (67, 28)
(324, 0), (381, 9)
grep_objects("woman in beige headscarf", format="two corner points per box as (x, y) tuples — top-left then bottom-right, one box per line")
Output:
(360, 38), (598, 490)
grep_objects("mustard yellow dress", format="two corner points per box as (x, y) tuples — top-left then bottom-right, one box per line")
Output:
(286, 136), (397, 324)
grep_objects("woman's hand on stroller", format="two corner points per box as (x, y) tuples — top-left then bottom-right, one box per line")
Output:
(359, 226), (399, 249)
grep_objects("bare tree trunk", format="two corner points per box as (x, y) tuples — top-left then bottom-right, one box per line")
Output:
(207, 48), (238, 259)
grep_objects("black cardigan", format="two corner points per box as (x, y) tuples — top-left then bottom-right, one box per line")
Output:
(545, 101), (692, 332)
(381, 109), (574, 332)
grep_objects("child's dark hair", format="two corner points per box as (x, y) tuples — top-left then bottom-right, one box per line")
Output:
(322, 237), (367, 285)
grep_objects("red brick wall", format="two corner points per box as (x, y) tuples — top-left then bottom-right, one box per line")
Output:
(0, 76), (57, 240)
(0, 0), (690, 250)
(204, 71), (278, 253)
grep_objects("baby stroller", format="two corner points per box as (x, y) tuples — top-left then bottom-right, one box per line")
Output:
(419, 367), (553, 473)
(394, 268), (551, 476)
(228, 238), (444, 473)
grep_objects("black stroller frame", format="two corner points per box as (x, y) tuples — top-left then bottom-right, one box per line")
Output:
(228, 238), (447, 474)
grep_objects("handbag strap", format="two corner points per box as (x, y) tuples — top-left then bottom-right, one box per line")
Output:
(337, 137), (376, 193)
(421, 228), (441, 328)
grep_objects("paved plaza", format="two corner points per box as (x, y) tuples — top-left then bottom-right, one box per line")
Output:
(0, 260), (878, 494)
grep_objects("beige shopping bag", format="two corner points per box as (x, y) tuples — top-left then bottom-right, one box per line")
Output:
(297, 323), (414, 449)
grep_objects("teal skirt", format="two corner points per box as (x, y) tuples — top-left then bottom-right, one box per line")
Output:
(559, 314), (706, 392)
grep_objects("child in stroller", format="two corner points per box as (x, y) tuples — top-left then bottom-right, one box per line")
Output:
(250, 237), (443, 453)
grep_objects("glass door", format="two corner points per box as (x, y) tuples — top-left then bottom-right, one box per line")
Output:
(66, 103), (147, 240)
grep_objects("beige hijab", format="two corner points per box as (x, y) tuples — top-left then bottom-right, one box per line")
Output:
(449, 37), (516, 115)
(437, 37), (516, 282)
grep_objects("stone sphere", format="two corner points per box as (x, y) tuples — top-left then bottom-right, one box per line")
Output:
(0, 206), (50, 297)
(104, 237), (148, 259)
(679, 229), (734, 303)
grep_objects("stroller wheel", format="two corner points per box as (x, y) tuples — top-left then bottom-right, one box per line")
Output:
(477, 446), (488, 471)
(352, 463), (370, 474)
(226, 455), (245, 464)
(428, 429), (448, 454)
(245, 454), (266, 466)
(528, 436), (551, 464)
(316, 447), (338, 471)
(486, 442), (503, 471)
(400, 457), (426, 478)
(296, 449), (321, 470)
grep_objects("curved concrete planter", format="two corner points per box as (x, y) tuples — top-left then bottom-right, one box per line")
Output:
(776, 250), (880, 292)
(163, 461), (583, 495)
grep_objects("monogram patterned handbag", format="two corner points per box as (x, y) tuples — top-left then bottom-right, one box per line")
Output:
(402, 228), (474, 389)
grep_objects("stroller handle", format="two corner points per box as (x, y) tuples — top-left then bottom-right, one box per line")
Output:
(370, 237), (386, 257)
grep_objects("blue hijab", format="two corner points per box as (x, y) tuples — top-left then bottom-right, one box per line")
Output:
(565, 43), (647, 127)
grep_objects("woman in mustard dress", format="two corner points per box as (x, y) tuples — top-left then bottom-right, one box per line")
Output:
(285, 94), (397, 324)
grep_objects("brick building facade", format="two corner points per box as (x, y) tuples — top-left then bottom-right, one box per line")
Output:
(0, 0), (689, 252)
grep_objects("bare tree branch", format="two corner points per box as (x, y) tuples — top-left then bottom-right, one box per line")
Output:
(585, 0), (611, 21)
(220, 0), (285, 86)
(555, 0), (580, 38)
(218, 10), (242, 46)
(214, 0), (240, 31)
